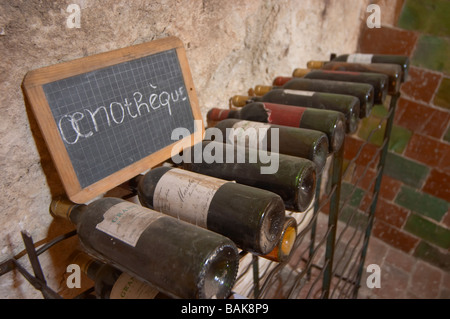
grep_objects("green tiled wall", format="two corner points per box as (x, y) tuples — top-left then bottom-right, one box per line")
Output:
(398, 0), (450, 37)
(383, 152), (429, 187)
(412, 35), (450, 74)
(395, 186), (449, 221)
(413, 241), (450, 271)
(404, 214), (450, 249)
(357, 117), (412, 154)
(433, 77), (450, 110)
(354, 0), (450, 271)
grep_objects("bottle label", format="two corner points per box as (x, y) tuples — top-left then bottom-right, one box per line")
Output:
(231, 120), (271, 147)
(110, 272), (159, 299)
(346, 53), (373, 64)
(262, 102), (306, 127)
(153, 168), (229, 228)
(95, 202), (162, 247)
(283, 89), (315, 97)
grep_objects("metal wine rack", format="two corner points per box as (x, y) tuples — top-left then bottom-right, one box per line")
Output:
(232, 93), (400, 299)
(0, 64), (399, 301)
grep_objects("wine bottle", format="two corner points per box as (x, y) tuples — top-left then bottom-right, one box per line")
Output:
(292, 68), (388, 104)
(207, 102), (345, 152)
(180, 140), (317, 212)
(211, 118), (329, 174)
(229, 89), (359, 134)
(251, 77), (374, 118)
(306, 60), (403, 95)
(261, 216), (297, 262)
(71, 250), (168, 299)
(50, 197), (239, 299)
(137, 167), (286, 255)
(331, 53), (410, 81)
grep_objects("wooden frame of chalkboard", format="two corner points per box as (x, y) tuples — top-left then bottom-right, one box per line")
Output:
(23, 36), (203, 204)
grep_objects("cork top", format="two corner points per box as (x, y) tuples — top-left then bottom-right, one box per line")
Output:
(306, 60), (326, 69)
(49, 196), (78, 220)
(253, 85), (272, 96)
(230, 95), (252, 107)
(292, 68), (311, 77)
(70, 250), (95, 275)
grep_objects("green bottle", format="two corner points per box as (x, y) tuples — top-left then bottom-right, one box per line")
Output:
(332, 53), (410, 81)
(137, 167), (286, 255)
(250, 77), (374, 118)
(211, 118), (329, 174)
(50, 197), (239, 299)
(180, 140), (317, 212)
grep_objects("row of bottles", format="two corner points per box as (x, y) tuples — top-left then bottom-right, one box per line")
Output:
(50, 52), (409, 300)
(51, 164), (299, 299)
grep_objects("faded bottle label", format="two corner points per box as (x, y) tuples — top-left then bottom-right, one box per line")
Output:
(95, 202), (162, 247)
(153, 168), (229, 228)
(231, 120), (270, 148)
(346, 53), (374, 64)
(110, 272), (159, 299)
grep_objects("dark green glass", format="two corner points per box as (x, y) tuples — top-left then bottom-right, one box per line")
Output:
(313, 61), (403, 94)
(181, 140), (316, 212)
(301, 69), (388, 104)
(207, 102), (345, 152)
(212, 118), (329, 174)
(254, 78), (374, 118)
(245, 89), (360, 134)
(137, 166), (286, 255)
(73, 251), (168, 299)
(50, 197), (239, 299)
(332, 53), (410, 81)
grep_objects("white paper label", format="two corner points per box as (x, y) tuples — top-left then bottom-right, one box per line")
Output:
(153, 168), (229, 228)
(110, 272), (159, 299)
(95, 202), (161, 247)
(283, 89), (315, 96)
(231, 120), (270, 147)
(346, 53), (374, 64)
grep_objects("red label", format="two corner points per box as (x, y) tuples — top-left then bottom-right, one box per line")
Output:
(320, 70), (361, 76)
(272, 76), (292, 86)
(207, 108), (230, 121)
(261, 102), (306, 127)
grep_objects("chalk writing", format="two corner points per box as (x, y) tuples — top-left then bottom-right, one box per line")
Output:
(58, 83), (187, 145)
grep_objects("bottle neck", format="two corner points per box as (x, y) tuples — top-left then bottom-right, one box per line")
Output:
(70, 250), (102, 280)
(50, 197), (85, 225)
(292, 68), (311, 77)
(306, 60), (326, 69)
(272, 76), (292, 86)
(262, 217), (297, 262)
(206, 108), (239, 121)
(230, 95), (255, 107)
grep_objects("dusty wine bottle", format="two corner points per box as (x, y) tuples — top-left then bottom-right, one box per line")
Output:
(306, 60), (403, 95)
(230, 89), (359, 134)
(331, 53), (410, 81)
(292, 68), (388, 104)
(207, 102), (345, 152)
(137, 167), (286, 255)
(211, 118), (329, 174)
(71, 250), (168, 299)
(252, 77), (374, 118)
(261, 216), (297, 262)
(50, 197), (239, 299)
(180, 140), (317, 212)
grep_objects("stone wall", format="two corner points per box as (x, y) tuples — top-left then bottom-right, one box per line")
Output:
(0, 0), (395, 298)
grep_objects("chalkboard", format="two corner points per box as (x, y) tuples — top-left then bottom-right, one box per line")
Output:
(23, 37), (203, 203)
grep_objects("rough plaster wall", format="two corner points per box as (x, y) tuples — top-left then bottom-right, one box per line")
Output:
(0, 0), (389, 298)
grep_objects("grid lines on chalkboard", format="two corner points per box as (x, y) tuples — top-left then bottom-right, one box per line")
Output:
(43, 48), (195, 189)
